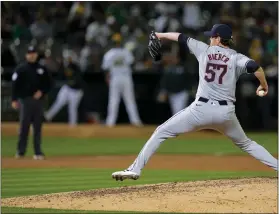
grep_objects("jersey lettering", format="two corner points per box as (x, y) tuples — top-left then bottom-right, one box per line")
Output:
(204, 63), (227, 84)
(207, 54), (229, 63)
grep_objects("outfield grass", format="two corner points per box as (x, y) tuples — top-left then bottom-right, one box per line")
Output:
(1, 133), (277, 157)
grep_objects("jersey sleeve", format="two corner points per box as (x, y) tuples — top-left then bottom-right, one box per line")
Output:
(125, 50), (134, 65)
(236, 54), (253, 75)
(178, 34), (209, 58)
(101, 51), (111, 70)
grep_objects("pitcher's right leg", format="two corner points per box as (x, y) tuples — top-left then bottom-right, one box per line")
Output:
(221, 114), (278, 171)
(112, 106), (200, 180)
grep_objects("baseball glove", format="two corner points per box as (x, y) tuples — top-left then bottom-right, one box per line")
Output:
(148, 31), (162, 61)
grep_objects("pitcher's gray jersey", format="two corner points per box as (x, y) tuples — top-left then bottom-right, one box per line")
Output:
(179, 35), (252, 102)
(112, 32), (277, 181)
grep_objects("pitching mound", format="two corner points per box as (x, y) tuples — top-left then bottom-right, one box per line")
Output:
(2, 177), (277, 213)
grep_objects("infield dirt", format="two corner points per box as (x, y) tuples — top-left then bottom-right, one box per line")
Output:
(2, 178), (277, 213)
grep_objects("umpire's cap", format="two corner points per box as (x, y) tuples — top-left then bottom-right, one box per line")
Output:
(204, 24), (232, 39)
(27, 45), (38, 53)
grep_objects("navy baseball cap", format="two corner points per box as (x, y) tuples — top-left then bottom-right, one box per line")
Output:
(204, 24), (232, 39)
(27, 46), (37, 53)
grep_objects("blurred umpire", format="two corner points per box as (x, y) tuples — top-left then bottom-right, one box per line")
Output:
(11, 46), (52, 160)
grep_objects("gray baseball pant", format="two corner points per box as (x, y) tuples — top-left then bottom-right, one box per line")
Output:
(128, 98), (278, 174)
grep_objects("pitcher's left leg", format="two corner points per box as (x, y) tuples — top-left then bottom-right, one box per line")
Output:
(112, 106), (200, 180)
(221, 114), (278, 171)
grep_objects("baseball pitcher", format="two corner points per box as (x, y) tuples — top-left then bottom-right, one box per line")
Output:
(112, 24), (278, 181)
(102, 33), (142, 127)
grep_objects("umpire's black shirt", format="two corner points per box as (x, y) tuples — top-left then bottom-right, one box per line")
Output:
(11, 62), (52, 101)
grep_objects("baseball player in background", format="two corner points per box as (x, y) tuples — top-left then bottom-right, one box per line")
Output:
(44, 50), (84, 126)
(102, 33), (142, 127)
(112, 24), (278, 181)
(157, 55), (192, 115)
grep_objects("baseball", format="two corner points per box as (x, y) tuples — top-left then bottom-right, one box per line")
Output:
(258, 90), (265, 97)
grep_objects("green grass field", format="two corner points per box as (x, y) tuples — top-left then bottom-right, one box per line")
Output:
(1, 133), (277, 213)
(1, 133), (277, 157)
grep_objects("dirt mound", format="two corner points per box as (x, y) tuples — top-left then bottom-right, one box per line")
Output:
(2, 177), (277, 213)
